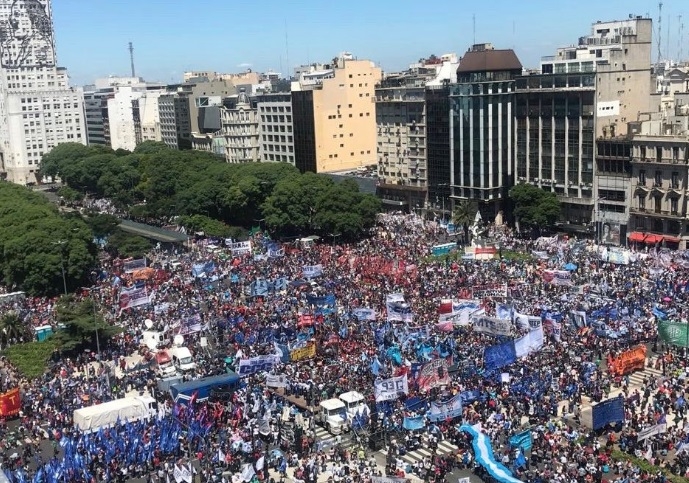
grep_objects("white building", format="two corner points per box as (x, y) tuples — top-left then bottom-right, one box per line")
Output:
(0, 0), (86, 184)
(256, 92), (293, 163)
(222, 90), (259, 163)
(107, 86), (146, 151)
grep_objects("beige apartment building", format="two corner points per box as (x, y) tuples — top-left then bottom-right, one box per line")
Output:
(628, 109), (689, 249)
(291, 54), (382, 173)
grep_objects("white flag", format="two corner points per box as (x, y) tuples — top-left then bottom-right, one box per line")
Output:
(255, 455), (265, 471)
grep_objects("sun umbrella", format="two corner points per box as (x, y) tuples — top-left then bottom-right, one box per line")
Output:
(564, 263), (577, 271)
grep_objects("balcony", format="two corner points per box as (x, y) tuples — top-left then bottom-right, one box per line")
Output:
(632, 156), (689, 165)
(630, 207), (684, 218)
(374, 95), (425, 103)
(541, 55), (556, 61)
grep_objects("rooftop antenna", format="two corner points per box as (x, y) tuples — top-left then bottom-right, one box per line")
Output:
(512, 20), (515, 50)
(473, 14), (476, 46)
(128, 41), (136, 78)
(678, 15), (683, 62)
(666, 14), (671, 63)
(680, 20), (685, 63)
(284, 19), (290, 79)
(657, 2), (663, 64)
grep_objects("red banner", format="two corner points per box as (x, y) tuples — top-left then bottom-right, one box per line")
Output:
(0, 388), (20, 417)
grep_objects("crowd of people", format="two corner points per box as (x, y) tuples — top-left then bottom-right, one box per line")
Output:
(0, 210), (688, 483)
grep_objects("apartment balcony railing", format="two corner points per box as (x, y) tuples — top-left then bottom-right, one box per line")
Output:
(630, 207), (685, 218)
(374, 95), (425, 103)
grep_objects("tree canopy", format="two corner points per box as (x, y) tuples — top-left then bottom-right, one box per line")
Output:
(53, 295), (122, 352)
(509, 183), (562, 228)
(0, 181), (96, 295)
(40, 143), (381, 240)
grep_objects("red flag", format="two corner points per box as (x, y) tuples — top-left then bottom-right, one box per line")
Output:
(0, 388), (20, 417)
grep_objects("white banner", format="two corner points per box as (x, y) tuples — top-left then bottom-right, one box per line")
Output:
(118, 285), (151, 310)
(237, 355), (280, 377)
(123, 258), (146, 273)
(374, 375), (408, 402)
(637, 423), (666, 441)
(371, 478), (408, 483)
(471, 315), (513, 336)
(386, 293), (413, 323)
(230, 241), (252, 255)
(266, 374), (288, 388)
(303, 264), (323, 278)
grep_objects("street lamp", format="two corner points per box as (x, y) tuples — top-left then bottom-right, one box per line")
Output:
(595, 196), (607, 245)
(52, 240), (68, 295)
(436, 183), (449, 222)
(90, 287), (111, 396)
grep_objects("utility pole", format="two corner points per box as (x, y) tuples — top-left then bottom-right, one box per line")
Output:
(52, 240), (68, 295)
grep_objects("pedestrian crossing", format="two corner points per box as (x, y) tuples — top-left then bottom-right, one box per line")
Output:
(626, 365), (663, 388)
(314, 425), (354, 451)
(378, 440), (458, 466)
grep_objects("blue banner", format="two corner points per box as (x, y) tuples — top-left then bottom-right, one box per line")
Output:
(484, 341), (517, 371)
(306, 294), (336, 314)
(303, 264), (323, 279)
(352, 308), (377, 321)
(427, 394), (463, 422)
(402, 415), (426, 430)
(592, 396), (625, 430)
(509, 429), (533, 451)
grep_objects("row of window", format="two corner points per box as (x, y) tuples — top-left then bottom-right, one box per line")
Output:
(638, 169), (682, 188)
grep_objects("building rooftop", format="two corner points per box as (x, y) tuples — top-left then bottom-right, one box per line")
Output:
(457, 48), (522, 73)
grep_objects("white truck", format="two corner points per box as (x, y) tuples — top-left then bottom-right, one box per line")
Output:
(170, 346), (196, 372)
(73, 396), (158, 432)
(316, 398), (348, 435)
(339, 391), (369, 422)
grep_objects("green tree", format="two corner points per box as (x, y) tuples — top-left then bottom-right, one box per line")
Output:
(0, 311), (27, 345)
(178, 214), (235, 238)
(86, 213), (121, 239)
(509, 184), (562, 228)
(0, 182), (96, 295)
(453, 200), (477, 242)
(53, 296), (121, 352)
(105, 229), (153, 258)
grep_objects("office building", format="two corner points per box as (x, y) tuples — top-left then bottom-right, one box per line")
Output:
(256, 92), (294, 163)
(291, 53), (382, 173)
(540, 17), (652, 138)
(447, 44), (521, 218)
(159, 93), (191, 150)
(595, 137), (632, 245)
(222, 89), (259, 163)
(375, 54), (458, 212)
(628, 108), (689, 249)
(514, 73), (596, 224)
(83, 88), (112, 146)
(0, 0), (86, 184)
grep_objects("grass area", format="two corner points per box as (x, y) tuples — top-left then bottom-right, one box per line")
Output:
(611, 449), (689, 483)
(3, 338), (58, 380)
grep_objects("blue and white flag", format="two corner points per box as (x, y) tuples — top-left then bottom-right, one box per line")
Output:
(402, 415), (426, 430)
(569, 310), (588, 329)
(352, 308), (377, 321)
(427, 394), (463, 422)
(303, 264), (323, 279)
(268, 246), (285, 258)
(509, 429), (533, 451)
(496, 304), (514, 321)
(386, 294), (413, 323)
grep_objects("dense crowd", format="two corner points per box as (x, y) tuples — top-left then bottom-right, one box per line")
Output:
(0, 211), (687, 483)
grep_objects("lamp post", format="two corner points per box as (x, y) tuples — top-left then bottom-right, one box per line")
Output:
(437, 183), (449, 222)
(595, 196), (607, 245)
(90, 287), (111, 395)
(52, 240), (68, 295)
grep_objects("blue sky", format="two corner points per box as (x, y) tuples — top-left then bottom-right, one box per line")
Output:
(53, 0), (685, 86)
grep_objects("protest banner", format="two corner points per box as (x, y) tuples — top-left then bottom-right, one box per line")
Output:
(123, 258), (146, 273)
(289, 342), (316, 362)
(374, 375), (408, 402)
(0, 388), (20, 417)
(237, 355), (280, 377)
(417, 357), (452, 391)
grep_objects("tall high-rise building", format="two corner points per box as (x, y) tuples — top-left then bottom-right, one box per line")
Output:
(0, 0), (86, 184)
(447, 44), (522, 218)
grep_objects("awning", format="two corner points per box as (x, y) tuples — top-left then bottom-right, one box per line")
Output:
(628, 232), (646, 242)
(664, 236), (681, 243)
(645, 234), (664, 244)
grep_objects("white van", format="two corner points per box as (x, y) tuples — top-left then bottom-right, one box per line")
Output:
(141, 331), (165, 351)
(316, 398), (348, 435)
(170, 346), (196, 372)
(339, 391), (368, 422)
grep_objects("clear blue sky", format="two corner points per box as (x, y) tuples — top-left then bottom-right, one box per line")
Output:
(53, 0), (685, 86)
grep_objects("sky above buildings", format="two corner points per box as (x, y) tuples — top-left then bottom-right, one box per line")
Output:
(54, 0), (685, 86)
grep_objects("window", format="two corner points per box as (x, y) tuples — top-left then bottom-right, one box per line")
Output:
(656, 147), (663, 162)
(639, 169), (646, 184)
(673, 146), (679, 160)
(671, 197), (679, 214)
(640, 146), (646, 159)
(638, 195), (645, 209)
(654, 170), (662, 186)
(672, 172), (679, 188)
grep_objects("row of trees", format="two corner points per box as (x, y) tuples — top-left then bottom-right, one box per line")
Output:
(0, 182), (96, 295)
(40, 142), (382, 239)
